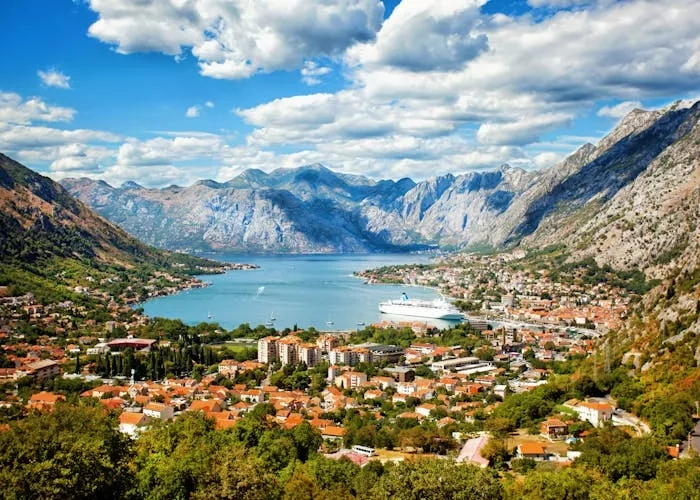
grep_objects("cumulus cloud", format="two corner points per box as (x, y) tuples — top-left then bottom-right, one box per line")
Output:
(38, 69), (71, 89)
(596, 101), (643, 119)
(476, 113), (573, 146)
(186, 105), (201, 118)
(86, 0), (384, 79)
(0, 92), (75, 124)
(301, 61), (332, 85)
(204, 101), (214, 108)
(348, 0), (488, 72)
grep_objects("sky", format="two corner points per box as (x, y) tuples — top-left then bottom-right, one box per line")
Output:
(0, 0), (698, 187)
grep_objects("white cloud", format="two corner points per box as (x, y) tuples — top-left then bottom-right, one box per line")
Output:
(38, 69), (71, 89)
(86, 0), (385, 79)
(597, 101), (643, 119)
(347, 0), (488, 72)
(204, 101), (214, 108)
(301, 61), (332, 85)
(527, 0), (598, 8)
(186, 105), (201, 118)
(532, 151), (565, 169)
(476, 113), (573, 146)
(0, 124), (120, 150)
(0, 92), (75, 124)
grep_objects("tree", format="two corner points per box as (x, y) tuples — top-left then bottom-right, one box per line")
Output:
(291, 421), (323, 462)
(192, 446), (282, 500)
(480, 438), (511, 468)
(132, 412), (228, 500)
(0, 404), (132, 499)
(368, 458), (502, 500)
(513, 467), (597, 500)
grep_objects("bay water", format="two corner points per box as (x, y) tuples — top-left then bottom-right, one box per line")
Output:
(141, 253), (453, 332)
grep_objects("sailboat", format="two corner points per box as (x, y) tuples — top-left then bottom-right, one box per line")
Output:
(207, 311), (213, 320)
(265, 312), (275, 328)
(326, 313), (334, 326)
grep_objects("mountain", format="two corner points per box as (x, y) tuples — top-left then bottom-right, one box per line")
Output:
(63, 164), (419, 253)
(0, 153), (223, 291)
(62, 100), (699, 261)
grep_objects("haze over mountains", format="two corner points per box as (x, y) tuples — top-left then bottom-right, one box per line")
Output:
(62, 100), (699, 272)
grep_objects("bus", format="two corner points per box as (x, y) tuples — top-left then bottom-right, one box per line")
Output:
(351, 445), (376, 457)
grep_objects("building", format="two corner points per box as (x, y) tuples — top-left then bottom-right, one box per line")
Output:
(119, 412), (148, 437)
(317, 334), (340, 353)
(516, 442), (549, 461)
(336, 371), (367, 390)
(27, 391), (65, 411)
(540, 418), (569, 438)
(143, 402), (174, 420)
(23, 359), (60, 380)
(386, 366), (415, 383)
(107, 338), (156, 352)
(329, 346), (360, 366)
(257, 336), (279, 364)
(564, 399), (614, 427)
(456, 434), (490, 468)
(218, 359), (239, 378)
(278, 336), (301, 365)
(298, 343), (321, 367)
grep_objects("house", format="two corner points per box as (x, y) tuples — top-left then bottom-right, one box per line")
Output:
(189, 399), (222, 413)
(363, 389), (384, 400)
(119, 412), (148, 437)
(541, 418), (569, 438)
(416, 403), (436, 417)
(335, 371), (367, 390)
(143, 402), (174, 421)
(218, 359), (239, 378)
(564, 399), (614, 427)
(321, 426), (347, 441)
(24, 359), (60, 380)
(456, 434), (490, 468)
(516, 442), (548, 461)
(27, 391), (65, 411)
(241, 389), (263, 404)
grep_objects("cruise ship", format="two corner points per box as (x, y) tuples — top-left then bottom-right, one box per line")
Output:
(378, 293), (464, 320)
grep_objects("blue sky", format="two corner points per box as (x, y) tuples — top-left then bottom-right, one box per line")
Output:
(0, 0), (698, 187)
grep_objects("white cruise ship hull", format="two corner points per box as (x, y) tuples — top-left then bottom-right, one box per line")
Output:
(378, 301), (464, 320)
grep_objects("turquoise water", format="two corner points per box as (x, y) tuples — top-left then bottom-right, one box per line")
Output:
(142, 254), (449, 331)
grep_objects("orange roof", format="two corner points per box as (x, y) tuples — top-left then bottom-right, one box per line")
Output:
(519, 442), (547, 455)
(29, 391), (64, 403)
(119, 412), (146, 425)
(215, 419), (236, 430)
(189, 400), (221, 412)
(321, 426), (346, 437)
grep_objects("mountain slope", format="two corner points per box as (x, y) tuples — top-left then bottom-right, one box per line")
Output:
(61, 100), (699, 258)
(522, 100), (700, 275)
(0, 153), (223, 284)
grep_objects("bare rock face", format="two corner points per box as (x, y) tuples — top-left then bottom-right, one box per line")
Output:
(520, 99), (700, 275)
(62, 100), (699, 264)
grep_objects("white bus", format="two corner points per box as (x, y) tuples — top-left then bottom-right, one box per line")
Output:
(351, 445), (376, 457)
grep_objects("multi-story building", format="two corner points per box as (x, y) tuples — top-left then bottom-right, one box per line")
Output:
(316, 334), (340, 353)
(298, 343), (321, 367)
(278, 336), (302, 366)
(257, 336), (279, 364)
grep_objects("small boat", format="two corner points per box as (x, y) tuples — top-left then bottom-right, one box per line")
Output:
(357, 321), (365, 326)
(207, 312), (213, 319)
(326, 313), (334, 326)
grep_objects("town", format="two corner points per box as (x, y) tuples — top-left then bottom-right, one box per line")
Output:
(2, 249), (694, 474)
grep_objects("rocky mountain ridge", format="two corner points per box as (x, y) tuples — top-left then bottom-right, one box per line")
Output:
(60, 100), (699, 271)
